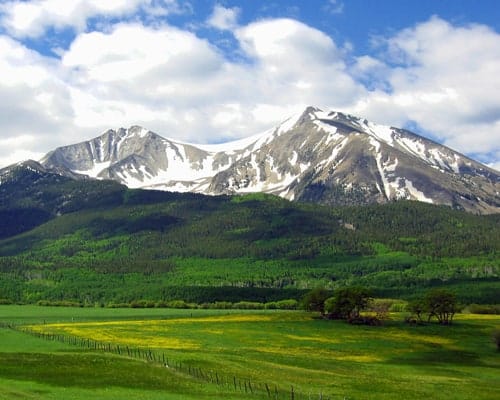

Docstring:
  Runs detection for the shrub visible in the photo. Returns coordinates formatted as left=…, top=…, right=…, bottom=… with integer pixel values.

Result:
left=130, top=300, right=156, bottom=308
left=301, top=287, right=331, bottom=314
left=130, top=300, right=145, bottom=308
left=213, top=301, right=233, bottom=309
left=36, top=300, right=82, bottom=307
left=276, top=299, right=298, bottom=310
left=107, top=302, right=130, bottom=308
left=493, top=329, right=500, bottom=351
left=166, top=300, right=191, bottom=309
left=232, top=301, right=264, bottom=310
left=265, top=302, right=277, bottom=310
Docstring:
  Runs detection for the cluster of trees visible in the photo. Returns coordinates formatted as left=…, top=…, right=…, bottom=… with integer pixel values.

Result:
left=301, top=286, right=376, bottom=324
left=301, top=286, right=459, bottom=326
left=407, top=289, right=458, bottom=325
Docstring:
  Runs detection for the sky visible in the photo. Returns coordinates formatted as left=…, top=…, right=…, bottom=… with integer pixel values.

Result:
left=1, top=0, right=500, bottom=171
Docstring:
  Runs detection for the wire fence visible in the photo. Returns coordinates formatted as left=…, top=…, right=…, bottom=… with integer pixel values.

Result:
left=2, top=322, right=338, bottom=400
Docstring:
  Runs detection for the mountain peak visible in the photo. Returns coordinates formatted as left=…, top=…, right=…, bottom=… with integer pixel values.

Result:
left=34, top=108, right=500, bottom=214
left=302, top=105, right=323, bottom=115
left=0, top=159, right=70, bottom=188
left=125, top=125, right=151, bottom=138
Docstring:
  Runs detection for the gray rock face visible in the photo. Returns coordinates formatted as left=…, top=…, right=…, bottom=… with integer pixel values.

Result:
left=37, top=106, right=500, bottom=214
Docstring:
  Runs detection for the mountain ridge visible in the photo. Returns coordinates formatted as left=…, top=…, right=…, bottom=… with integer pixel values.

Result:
left=4, top=106, right=500, bottom=213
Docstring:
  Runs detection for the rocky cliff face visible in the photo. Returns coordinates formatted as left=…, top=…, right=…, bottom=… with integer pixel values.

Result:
left=36, top=106, right=500, bottom=213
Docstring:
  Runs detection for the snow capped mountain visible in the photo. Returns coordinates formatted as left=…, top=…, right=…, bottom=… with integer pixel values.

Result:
left=41, top=125, right=238, bottom=193
left=36, top=106, right=500, bottom=214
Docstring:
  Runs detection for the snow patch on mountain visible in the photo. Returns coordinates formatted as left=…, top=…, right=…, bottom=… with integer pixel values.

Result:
left=405, top=180, right=434, bottom=203
left=35, top=106, right=500, bottom=214
left=74, top=161, right=111, bottom=178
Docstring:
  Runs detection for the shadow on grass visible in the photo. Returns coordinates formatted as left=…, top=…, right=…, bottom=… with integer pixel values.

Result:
left=388, top=349, right=483, bottom=367
left=0, top=352, right=189, bottom=391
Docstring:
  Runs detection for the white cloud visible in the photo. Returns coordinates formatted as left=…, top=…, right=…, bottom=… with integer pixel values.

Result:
left=0, top=0, right=187, bottom=38
left=235, top=18, right=364, bottom=107
left=354, top=17, right=500, bottom=162
left=60, top=23, right=230, bottom=135
left=0, top=12, right=499, bottom=171
left=54, top=18, right=365, bottom=144
left=0, top=35, right=76, bottom=165
left=207, top=4, right=240, bottom=31
left=0, top=149, right=46, bottom=168
left=62, top=23, right=222, bottom=84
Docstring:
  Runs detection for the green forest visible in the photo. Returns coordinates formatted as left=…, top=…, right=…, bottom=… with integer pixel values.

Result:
left=0, top=166, right=499, bottom=305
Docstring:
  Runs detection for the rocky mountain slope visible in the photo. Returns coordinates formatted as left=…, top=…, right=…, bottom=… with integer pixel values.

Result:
left=19, top=106, right=500, bottom=213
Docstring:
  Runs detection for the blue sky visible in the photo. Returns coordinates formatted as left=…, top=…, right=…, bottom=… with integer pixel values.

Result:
left=0, top=0, right=499, bottom=171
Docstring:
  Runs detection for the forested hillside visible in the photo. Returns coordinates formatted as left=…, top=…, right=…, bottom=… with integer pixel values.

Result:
left=0, top=177, right=498, bottom=305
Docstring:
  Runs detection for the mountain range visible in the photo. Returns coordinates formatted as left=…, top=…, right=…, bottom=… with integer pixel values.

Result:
left=0, top=106, right=499, bottom=304
left=4, top=106, right=500, bottom=214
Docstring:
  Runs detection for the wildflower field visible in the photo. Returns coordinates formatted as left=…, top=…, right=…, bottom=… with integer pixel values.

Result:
left=0, top=306, right=499, bottom=399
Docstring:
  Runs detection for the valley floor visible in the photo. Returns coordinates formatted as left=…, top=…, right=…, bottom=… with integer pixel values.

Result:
left=0, top=306, right=499, bottom=399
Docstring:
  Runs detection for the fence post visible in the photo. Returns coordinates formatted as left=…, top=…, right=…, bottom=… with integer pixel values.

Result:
left=265, top=383, right=271, bottom=397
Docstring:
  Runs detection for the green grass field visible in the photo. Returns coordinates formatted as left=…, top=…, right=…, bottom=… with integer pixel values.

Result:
left=0, top=305, right=499, bottom=399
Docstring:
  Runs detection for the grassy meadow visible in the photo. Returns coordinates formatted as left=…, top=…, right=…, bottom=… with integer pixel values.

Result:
left=0, top=306, right=499, bottom=399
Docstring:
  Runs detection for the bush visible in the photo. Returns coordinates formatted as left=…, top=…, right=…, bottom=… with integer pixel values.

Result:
left=301, top=287, right=331, bottom=314
left=493, top=329, right=500, bottom=351
left=130, top=300, right=155, bottom=308
left=276, top=299, right=298, bottom=310
left=214, top=301, right=233, bottom=309
left=130, top=300, right=145, bottom=308
left=36, top=300, right=82, bottom=307
left=232, top=301, right=265, bottom=310
left=166, top=300, right=195, bottom=309
left=107, top=302, right=130, bottom=308
left=198, top=301, right=233, bottom=309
